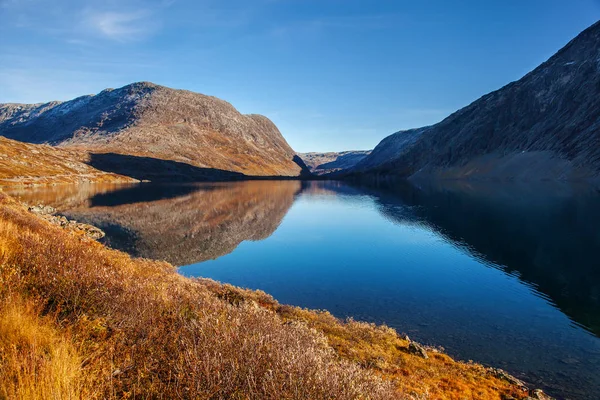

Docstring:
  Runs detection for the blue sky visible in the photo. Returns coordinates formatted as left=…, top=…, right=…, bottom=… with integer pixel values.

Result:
left=1, top=0, right=599, bottom=152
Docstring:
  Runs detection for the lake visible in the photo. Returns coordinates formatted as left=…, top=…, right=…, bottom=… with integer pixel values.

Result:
left=6, top=180, right=600, bottom=400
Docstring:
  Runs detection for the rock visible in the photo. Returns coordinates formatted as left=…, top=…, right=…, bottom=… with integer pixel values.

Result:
left=78, top=223, right=105, bottom=240
left=489, top=368, right=528, bottom=389
left=28, top=205, right=43, bottom=213
left=407, top=342, right=428, bottom=359
left=489, top=368, right=554, bottom=400
left=30, top=207, right=106, bottom=240
left=28, top=204, right=55, bottom=215
left=527, top=389, right=554, bottom=400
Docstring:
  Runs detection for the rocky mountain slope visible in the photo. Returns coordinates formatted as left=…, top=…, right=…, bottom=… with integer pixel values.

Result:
left=351, top=21, right=600, bottom=181
left=351, top=128, right=427, bottom=173
left=0, top=82, right=309, bottom=180
left=0, top=136, right=136, bottom=187
left=298, top=151, right=371, bottom=175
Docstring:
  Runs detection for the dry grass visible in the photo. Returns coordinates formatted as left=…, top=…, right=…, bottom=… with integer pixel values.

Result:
left=202, top=284, right=530, bottom=400
left=0, top=137, right=136, bottom=187
left=0, top=296, right=87, bottom=400
left=0, top=193, right=529, bottom=399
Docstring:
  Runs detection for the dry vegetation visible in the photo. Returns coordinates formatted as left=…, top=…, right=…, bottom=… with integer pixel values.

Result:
left=0, top=192, right=530, bottom=399
left=0, top=137, right=136, bottom=187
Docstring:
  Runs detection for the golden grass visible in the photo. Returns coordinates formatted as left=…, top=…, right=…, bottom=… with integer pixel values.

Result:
left=0, top=137, right=135, bottom=187
left=0, top=193, right=529, bottom=399
left=0, top=296, right=87, bottom=400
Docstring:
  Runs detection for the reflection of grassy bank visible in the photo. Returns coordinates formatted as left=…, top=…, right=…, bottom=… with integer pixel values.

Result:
left=0, top=193, right=529, bottom=400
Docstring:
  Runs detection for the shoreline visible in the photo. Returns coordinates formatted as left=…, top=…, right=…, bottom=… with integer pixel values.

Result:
left=0, top=194, right=548, bottom=399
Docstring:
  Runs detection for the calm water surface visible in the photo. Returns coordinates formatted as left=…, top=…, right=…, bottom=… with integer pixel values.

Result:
left=7, top=180, right=600, bottom=400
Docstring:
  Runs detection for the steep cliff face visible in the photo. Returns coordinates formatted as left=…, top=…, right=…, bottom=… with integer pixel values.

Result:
left=0, top=82, right=308, bottom=178
left=353, top=21, right=600, bottom=181
left=298, top=151, right=371, bottom=175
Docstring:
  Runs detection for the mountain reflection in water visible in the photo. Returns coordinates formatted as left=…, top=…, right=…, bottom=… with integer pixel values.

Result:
left=368, top=179, right=600, bottom=337
left=6, top=181, right=300, bottom=266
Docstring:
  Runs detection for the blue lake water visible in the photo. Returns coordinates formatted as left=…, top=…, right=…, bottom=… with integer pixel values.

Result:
left=8, top=180, right=600, bottom=400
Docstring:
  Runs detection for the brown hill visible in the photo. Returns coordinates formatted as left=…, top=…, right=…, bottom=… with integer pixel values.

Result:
left=0, top=82, right=309, bottom=180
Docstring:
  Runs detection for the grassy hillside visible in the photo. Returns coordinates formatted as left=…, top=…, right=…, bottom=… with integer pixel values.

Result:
left=0, top=193, right=533, bottom=399
left=0, top=137, right=136, bottom=187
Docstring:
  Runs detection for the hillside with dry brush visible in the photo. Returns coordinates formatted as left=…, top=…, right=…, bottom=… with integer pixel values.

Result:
left=0, top=192, right=541, bottom=399
left=0, top=137, right=136, bottom=187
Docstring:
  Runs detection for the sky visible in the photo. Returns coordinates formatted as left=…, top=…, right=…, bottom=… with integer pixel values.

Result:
left=1, top=0, right=599, bottom=152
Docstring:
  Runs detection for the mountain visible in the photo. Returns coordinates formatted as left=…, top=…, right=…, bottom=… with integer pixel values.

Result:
left=0, top=136, right=136, bottom=187
left=0, top=82, right=309, bottom=180
left=351, top=128, right=427, bottom=173
left=351, top=21, right=600, bottom=181
left=298, top=150, right=371, bottom=175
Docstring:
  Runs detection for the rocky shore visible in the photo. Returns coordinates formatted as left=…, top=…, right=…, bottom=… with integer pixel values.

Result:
left=27, top=204, right=106, bottom=240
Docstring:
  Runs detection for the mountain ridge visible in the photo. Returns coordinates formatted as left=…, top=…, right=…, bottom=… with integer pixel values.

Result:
left=0, top=82, right=309, bottom=179
left=350, top=20, right=600, bottom=181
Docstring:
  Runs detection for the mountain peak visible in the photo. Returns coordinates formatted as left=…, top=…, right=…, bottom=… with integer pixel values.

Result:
left=0, top=83, right=307, bottom=179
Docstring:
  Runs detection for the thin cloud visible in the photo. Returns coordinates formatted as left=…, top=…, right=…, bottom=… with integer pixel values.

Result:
left=84, top=9, right=158, bottom=42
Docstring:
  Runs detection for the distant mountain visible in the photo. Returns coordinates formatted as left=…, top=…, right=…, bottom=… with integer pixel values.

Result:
left=350, top=128, right=427, bottom=173
left=299, top=150, right=371, bottom=175
left=0, top=82, right=309, bottom=180
left=351, top=21, right=600, bottom=181
left=0, top=136, right=136, bottom=187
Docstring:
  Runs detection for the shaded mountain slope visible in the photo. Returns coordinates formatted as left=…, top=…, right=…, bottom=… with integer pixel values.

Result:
left=351, top=128, right=428, bottom=173
left=0, top=82, right=309, bottom=179
left=352, top=21, right=600, bottom=181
